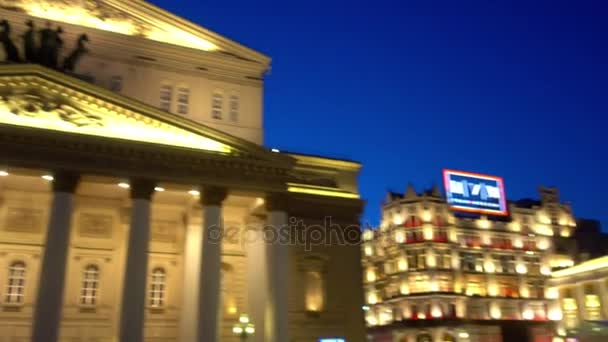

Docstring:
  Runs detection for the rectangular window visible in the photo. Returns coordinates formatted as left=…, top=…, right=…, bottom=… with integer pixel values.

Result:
left=109, top=75, right=123, bottom=92
left=407, top=250, right=426, bottom=270
left=229, top=94, right=239, bottom=122
left=438, top=250, right=451, bottom=269
left=212, top=92, right=223, bottom=119
left=177, top=87, right=190, bottom=115
left=460, top=252, right=483, bottom=272
left=6, top=262, right=26, bottom=304
left=160, top=85, right=173, bottom=112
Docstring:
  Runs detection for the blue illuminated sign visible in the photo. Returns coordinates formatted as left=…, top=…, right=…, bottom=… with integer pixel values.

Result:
left=443, top=169, right=508, bottom=216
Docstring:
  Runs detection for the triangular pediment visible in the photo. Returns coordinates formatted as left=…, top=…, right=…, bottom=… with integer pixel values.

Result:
left=0, top=64, right=288, bottom=165
left=0, top=0, right=269, bottom=64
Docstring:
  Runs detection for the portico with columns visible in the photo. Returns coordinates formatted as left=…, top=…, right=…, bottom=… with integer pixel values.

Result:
left=0, top=64, right=366, bottom=342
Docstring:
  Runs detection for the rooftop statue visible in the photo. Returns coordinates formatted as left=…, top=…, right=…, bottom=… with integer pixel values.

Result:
left=0, top=20, right=21, bottom=63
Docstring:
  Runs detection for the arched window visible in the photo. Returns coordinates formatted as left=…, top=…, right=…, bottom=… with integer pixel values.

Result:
left=6, top=261, right=26, bottom=304
left=305, top=271, right=324, bottom=312
left=149, top=268, right=166, bottom=308
left=81, top=265, right=99, bottom=305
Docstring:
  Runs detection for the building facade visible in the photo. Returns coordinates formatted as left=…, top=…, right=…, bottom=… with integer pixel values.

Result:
left=0, top=1, right=366, bottom=342
left=549, top=256, right=608, bottom=341
left=363, top=185, right=577, bottom=342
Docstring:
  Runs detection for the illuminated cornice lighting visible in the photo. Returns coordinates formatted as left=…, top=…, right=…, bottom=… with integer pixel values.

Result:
left=0, top=170, right=8, bottom=176
left=21, top=3, right=218, bottom=52
left=0, top=94, right=231, bottom=154
left=271, top=148, right=280, bottom=153
left=42, top=174, right=54, bottom=181
left=154, top=187, right=165, bottom=192
left=552, top=255, right=608, bottom=278
left=188, top=189, right=201, bottom=196
left=287, top=184, right=359, bottom=199
left=458, top=332, right=470, bottom=339
left=118, top=182, right=130, bottom=189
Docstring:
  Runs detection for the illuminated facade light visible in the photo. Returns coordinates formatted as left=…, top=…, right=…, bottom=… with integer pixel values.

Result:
left=422, top=211, right=432, bottom=222
left=287, top=184, right=359, bottom=199
left=239, top=314, right=250, bottom=324
left=522, top=308, right=534, bottom=320
left=537, top=238, right=550, bottom=250
left=0, top=170, right=8, bottom=176
left=188, top=189, right=201, bottom=196
left=271, top=148, right=280, bottom=153
left=363, top=230, right=374, bottom=241
left=232, top=326, right=243, bottom=334
left=394, top=231, right=405, bottom=243
left=552, top=255, right=608, bottom=278
left=366, top=269, right=376, bottom=282
left=42, top=174, right=54, bottom=181
left=154, top=187, right=165, bottom=192
left=244, top=326, right=255, bottom=334
left=545, top=287, right=558, bottom=299
left=118, top=182, right=130, bottom=189
left=484, top=261, right=496, bottom=273
left=489, top=304, right=501, bottom=319
left=363, top=245, right=373, bottom=256
left=516, top=264, right=528, bottom=274
left=477, top=217, right=490, bottom=229
left=510, top=221, right=521, bottom=232
left=367, top=292, right=378, bottom=305
left=458, top=332, right=470, bottom=339
left=548, top=308, right=563, bottom=321
left=397, top=258, right=407, bottom=271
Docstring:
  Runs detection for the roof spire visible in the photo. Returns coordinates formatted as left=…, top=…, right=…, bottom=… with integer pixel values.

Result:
left=405, top=183, right=417, bottom=199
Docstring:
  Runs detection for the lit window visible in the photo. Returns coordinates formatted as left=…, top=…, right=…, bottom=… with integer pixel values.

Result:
left=229, top=94, right=239, bottom=122
left=212, top=91, right=223, bottom=120
left=177, top=87, right=190, bottom=115
left=109, top=75, right=123, bottom=92
left=160, top=85, right=173, bottom=112
left=149, top=268, right=166, bottom=308
left=306, top=271, right=324, bottom=312
left=81, top=265, right=99, bottom=305
left=5, top=261, right=26, bottom=304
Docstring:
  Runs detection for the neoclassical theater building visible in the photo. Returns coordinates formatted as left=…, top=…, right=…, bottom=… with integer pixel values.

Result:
left=0, top=1, right=366, bottom=341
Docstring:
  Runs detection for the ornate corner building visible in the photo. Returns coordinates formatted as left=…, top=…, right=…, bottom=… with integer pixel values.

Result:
left=0, top=1, right=366, bottom=342
left=362, top=184, right=578, bottom=342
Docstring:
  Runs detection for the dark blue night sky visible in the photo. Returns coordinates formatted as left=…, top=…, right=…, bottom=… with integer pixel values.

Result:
left=149, top=0, right=608, bottom=228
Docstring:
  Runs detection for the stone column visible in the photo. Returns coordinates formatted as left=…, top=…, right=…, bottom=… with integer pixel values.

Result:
left=574, top=284, right=586, bottom=323
left=598, top=281, right=608, bottom=319
left=118, top=179, right=156, bottom=342
left=197, top=186, right=228, bottom=342
left=265, top=193, right=289, bottom=342
left=32, top=171, right=80, bottom=342
left=179, top=210, right=203, bottom=342
left=246, top=217, right=268, bottom=342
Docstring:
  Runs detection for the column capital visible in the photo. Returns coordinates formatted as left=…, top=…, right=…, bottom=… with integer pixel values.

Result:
left=200, top=186, right=228, bottom=206
left=266, top=192, right=289, bottom=212
left=130, top=179, right=156, bottom=200
left=52, top=170, right=80, bottom=193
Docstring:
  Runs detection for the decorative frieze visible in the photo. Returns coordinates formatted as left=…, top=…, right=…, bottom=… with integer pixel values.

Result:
left=151, top=220, right=177, bottom=243
left=4, top=207, right=43, bottom=233
left=78, top=213, right=113, bottom=238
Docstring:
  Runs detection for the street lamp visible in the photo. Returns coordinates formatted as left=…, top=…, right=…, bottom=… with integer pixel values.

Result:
left=232, top=314, right=255, bottom=341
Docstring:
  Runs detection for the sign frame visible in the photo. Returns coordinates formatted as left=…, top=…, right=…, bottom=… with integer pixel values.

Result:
left=443, top=169, right=508, bottom=216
